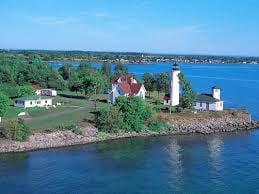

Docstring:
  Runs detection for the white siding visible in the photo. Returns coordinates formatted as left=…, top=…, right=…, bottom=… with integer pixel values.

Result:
left=194, top=101, right=224, bottom=111
left=136, top=86, right=146, bottom=100
left=164, top=99, right=171, bottom=106
left=15, top=99, right=52, bottom=108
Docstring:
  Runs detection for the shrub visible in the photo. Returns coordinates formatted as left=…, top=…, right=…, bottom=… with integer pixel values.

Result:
left=0, top=83, right=18, bottom=98
left=17, top=85, right=35, bottom=97
left=72, top=127, right=82, bottom=135
left=148, top=120, right=171, bottom=132
left=115, top=96, right=154, bottom=132
left=96, top=107, right=124, bottom=133
left=56, top=124, right=76, bottom=131
left=0, top=119, right=31, bottom=142
left=0, top=92, right=9, bottom=118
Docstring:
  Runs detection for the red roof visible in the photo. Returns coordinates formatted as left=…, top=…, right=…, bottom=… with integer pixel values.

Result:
left=118, top=83, right=143, bottom=95
left=32, top=83, right=43, bottom=90
left=164, top=93, right=170, bottom=100
left=130, top=84, right=142, bottom=94
left=118, top=83, right=131, bottom=94
left=112, top=75, right=136, bottom=84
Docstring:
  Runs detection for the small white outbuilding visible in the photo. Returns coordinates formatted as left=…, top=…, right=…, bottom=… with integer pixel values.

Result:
left=14, top=96, right=52, bottom=108
left=194, top=86, right=224, bottom=111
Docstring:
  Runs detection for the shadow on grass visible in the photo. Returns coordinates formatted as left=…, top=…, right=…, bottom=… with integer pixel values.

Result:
left=83, top=111, right=99, bottom=124
left=99, top=99, right=107, bottom=103
left=59, top=93, right=87, bottom=100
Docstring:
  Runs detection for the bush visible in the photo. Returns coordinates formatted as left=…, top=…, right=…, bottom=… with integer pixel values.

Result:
left=96, top=107, right=124, bottom=133
left=0, top=92, right=9, bottom=118
left=116, top=96, right=154, bottom=132
left=0, top=119, right=31, bottom=142
left=148, top=120, right=171, bottom=132
left=0, top=83, right=18, bottom=98
left=17, top=85, right=35, bottom=97
left=56, top=124, right=76, bottom=131
left=72, top=127, right=82, bottom=135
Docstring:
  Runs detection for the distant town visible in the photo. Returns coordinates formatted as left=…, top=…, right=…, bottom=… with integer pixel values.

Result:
left=0, top=49, right=258, bottom=65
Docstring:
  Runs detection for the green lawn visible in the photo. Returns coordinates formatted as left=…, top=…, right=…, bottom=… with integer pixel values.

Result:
left=26, top=108, right=94, bottom=131
left=5, top=91, right=110, bottom=131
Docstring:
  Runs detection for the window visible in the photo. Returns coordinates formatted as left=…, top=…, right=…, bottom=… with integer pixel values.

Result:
left=45, top=100, right=48, bottom=104
left=30, top=101, right=33, bottom=105
left=37, top=101, right=41, bottom=104
left=200, top=102, right=202, bottom=107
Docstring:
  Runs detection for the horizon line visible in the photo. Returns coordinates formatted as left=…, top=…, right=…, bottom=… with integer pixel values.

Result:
left=1, top=47, right=259, bottom=58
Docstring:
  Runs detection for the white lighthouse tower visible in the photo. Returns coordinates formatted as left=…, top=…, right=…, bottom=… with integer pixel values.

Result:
left=170, top=64, right=181, bottom=106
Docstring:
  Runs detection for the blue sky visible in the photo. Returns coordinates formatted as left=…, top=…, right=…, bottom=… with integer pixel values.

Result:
left=0, top=0, right=259, bottom=56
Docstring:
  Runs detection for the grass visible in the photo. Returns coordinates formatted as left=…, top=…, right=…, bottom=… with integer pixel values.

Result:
left=5, top=106, right=25, bottom=119
left=27, top=108, right=94, bottom=131
left=5, top=91, right=110, bottom=131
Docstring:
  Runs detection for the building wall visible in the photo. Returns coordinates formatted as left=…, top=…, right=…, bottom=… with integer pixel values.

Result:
left=24, top=100, right=37, bottom=108
left=15, top=99, right=52, bottom=108
left=35, top=99, right=52, bottom=107
left=41, top=89, right=57, bottom=97
left=212, top=89, right=221, bottom=100
left=164, top=99, right=171, bottom=106
left=108, top=86, right=125, bottom=104
left=136, top=86, right=146, bottom=100
left=170, top=69, right=180, bottom=106
left=194, top=101, right=224, bottom=111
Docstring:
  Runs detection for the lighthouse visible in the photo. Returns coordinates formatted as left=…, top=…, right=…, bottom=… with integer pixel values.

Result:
left=170, top=64, right=180, bottom=106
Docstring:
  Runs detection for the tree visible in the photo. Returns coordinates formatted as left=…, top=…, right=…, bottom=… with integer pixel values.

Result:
left=82, top=71, right=105, bottom=110
left=96, top=107, right=124, bottom=133
left=0, top=93, right=9, bottom=122
left=0, top=119, right=31, bottom=141
left=101, top=63, right=112, bottom=92
left=59, top=64, right=73, bottom=80
left=46, top=69, right=67, bottom=90
left=114, top=64, right=128, bottom=76
left=179, top=73, right=196, bottom=109
left=115, top=96, right=154, bottom=132
left=155, top=73, right=170, bottom=99
left=17, top=85, right=35, bottom=97
left=143, top=73, right=155, bottom=97
left=101, top=63, right=112, bottom=79
left=0, top=83, right=19, bottom=98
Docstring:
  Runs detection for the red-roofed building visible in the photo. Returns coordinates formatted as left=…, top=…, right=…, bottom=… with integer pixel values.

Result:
left=32, top=83, right=43, bottom=95
left=32, top=83, right=57, bottom=97
left=108, top=75, right=146, bottom=104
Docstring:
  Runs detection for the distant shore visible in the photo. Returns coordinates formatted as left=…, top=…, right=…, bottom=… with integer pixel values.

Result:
left=0, top=110, right=258, bottom=154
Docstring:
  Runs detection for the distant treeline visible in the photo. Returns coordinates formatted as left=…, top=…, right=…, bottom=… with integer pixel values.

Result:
left=0, top=49, right=258, bottom=64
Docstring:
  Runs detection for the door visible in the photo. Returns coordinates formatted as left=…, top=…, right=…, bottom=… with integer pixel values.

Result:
left=206, top=103, right=209, bottom=110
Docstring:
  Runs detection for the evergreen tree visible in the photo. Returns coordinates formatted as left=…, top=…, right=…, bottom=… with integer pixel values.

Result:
left=179, top=73, right=196, bottom=109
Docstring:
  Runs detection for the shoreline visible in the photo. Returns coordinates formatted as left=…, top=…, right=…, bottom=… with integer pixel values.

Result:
left=1, top=120, right=259, bottom=154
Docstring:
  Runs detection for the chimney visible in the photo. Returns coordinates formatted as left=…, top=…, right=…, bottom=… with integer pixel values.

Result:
left=212, top=86, right=221, bottom=100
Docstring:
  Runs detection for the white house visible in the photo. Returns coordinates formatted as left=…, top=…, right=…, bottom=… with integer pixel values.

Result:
left=14, top=96, right=52, bottom=108
left=107, top=75, right=146, bottom=104
left=164, top=64, right=181, bottom=106
left=33, top=84, right=43, bottom=95
left=41, top=89, right=57, bottom=97
left=194, top=86, right=224, bottom=111
left=32, top=84, right=57, bottom=97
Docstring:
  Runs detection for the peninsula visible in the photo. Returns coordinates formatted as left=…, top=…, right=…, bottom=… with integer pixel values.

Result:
left=0, top=51, right=258, bottom=153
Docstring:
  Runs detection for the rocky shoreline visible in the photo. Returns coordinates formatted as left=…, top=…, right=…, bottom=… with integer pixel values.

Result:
left=0, top=111, right=259, bottom=154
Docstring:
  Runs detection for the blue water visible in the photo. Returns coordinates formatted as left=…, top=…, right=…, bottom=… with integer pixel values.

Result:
left=94, top=63, right=259, bottom=119
left=1, top=63, right=259, bottom=193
